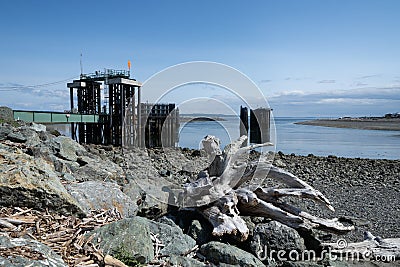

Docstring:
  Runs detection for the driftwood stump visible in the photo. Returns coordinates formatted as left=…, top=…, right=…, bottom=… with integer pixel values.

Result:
left=183, top=135, right=354, bottom=241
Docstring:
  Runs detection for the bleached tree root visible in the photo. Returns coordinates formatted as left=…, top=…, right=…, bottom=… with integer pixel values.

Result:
left=189, top=135, right=354, bottom=241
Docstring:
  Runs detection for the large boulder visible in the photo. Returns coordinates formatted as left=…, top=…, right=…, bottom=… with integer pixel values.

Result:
left=4, top=124, right=45, bottom=147
left=28, top=122, right=47, bottom=132
left=199, top=241, right=265, bottom=267
left=71, top=155, right=125, bottom=183
left=53, top=136, right=86, bottom=161
left=25, top=133, right=126, bottom=184
left=249, top=221, right=306, bottom=262
left=122, top=149, right=171, bottom=218
left=6, top=131, right=27, bottom=143
left=90, top=216, right=196, bottom=265
left=122, top=147, right=210, bottom=218
left=169, top=255, right=206, bottom=267
left=51, top=156, right=81, bottom=174
left=146, top=217, right=196, bottom=256
left=15, top=127, right=41, bottom=146
left=123, top=175, right=170, bottom=219
left=0, top=143, right=84, bottom=216
left=66, top=181, right=137, bottom=217
left=90, top=217, right=154, bottom=264
left=0, top=236, right=67, bottom=267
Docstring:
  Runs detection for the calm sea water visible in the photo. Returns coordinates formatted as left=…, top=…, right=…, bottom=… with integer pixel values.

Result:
left=178, top=117, right=400, bottom=160
left=54, top=117, right=400, bottom=159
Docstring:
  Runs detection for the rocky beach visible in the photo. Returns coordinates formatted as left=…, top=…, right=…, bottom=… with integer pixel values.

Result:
left=2, top=0, right=400, bottom=266
left=272, top=152, right=400, bottom=242
left=0, top=108, right=399, bottom=267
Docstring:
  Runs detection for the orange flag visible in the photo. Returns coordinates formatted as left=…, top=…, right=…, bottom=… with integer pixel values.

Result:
left=128, top=60, right=131, bottom=70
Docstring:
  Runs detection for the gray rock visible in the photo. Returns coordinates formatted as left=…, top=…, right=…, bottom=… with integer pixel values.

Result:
left=62, top=173, right=76, bottom=182
left=53, top=136, right=86, bottom=161
left=113, top=155, right=124, bottom=164
left=0, top=124, right=12, bottom=140
left=169, top=255, right=206, bottom=267
left=28, top=122, right=47, bottom=132
left=39, top=129, right=57, bottom=140
left=90, top=217, right=154, bottom=264
left=52, top=156, right=81, bottom=173
left=123, top=179, right=169, bottom=218
left=199, top=241, right=264, bottom=267
left=159, top=168, right=170, bottom=177
left=4, top=126, right=41, bottom=146
left=250, top=221, right=306, bottom=262
left=123, top=148, right=192, bottom=217
left=0, top=144, right=84, bottom=216
left=188, top=219, right=211, bottom=245
left=73, top=157, right=125, bottom=184
left=66, top=181, right=137, bottom=217
left=27, top=142, right=53, bottom=160
left=7, top=131, right=27, bottom=143
left=274, top=159, right=287, bottom=168
left=26, top=133, right=125, bottom=184
left=147, top=217, right=196, bottom=256
left=252, top=216, right=266, bottom=224
left=157, top=216, right=179, bottom=227
left=72, top=155, right=125, bottom=183
left=19, top=127, right=41, bottom=146
left=0, top=236, right=68, bottom=267
left=91, top=216, right=196, bottom=264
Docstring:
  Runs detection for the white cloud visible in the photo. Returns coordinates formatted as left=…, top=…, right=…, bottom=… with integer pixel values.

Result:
left=317, top=98, right=380, bottom=105
left=267, top=86, right=400, bottom=116
left=318, top=80, right=336, bottom=84
left=270, top=90, right=306, bottom=98
left=354, top=82, right=368, bottom=87
left=359, top=74, right=380, bottom=79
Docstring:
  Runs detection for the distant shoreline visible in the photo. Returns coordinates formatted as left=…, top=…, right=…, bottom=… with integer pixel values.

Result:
left=180, top=116, right=226, bottom=122
left=295, top=117, right=400, bottom=131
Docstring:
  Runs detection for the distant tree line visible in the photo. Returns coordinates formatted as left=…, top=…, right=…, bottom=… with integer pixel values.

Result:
left=384, top=112, right=400, bottom=118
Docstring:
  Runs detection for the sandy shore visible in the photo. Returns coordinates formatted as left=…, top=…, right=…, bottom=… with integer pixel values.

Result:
left=295, top=118, right=400, bottom=131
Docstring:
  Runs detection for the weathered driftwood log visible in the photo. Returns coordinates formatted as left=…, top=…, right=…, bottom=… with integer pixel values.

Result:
left=187, top=135, right=354, bottom=241
left=323, top=232, right=400, bottom=261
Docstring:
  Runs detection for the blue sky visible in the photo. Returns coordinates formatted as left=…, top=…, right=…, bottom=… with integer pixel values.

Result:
left=0, top=0, right=399, bottom=117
